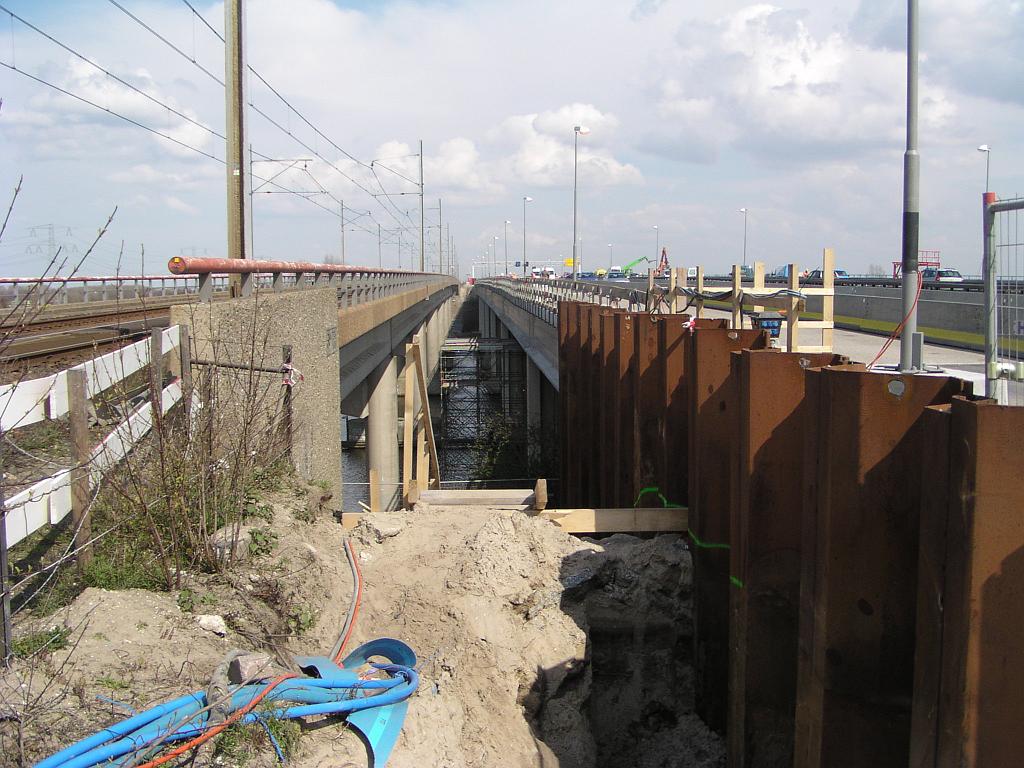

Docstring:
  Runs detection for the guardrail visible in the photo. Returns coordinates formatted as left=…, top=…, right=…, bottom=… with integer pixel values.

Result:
left=1, top=325, right=187, bottom=549
left=167, top=257, right=442, bottom=303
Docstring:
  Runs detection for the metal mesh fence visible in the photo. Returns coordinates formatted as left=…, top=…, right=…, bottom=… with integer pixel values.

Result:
left=985, top=194, right=1024, bottom=405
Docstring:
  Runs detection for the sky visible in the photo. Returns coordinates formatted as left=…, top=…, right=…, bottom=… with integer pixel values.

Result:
left=1, top=0, right=1022, bottom=279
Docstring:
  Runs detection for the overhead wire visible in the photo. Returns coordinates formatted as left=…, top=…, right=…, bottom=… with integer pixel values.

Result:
left=0, top=5, right=226, bottom=144
left=174, top=0, right=420, bottom=232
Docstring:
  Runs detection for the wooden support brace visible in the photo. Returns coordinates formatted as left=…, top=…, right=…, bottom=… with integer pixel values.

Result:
left=534, top=479, right=548, bottom=511
left=821, top=247, right=835, bottom=352
left=533, top=506, right=688, bottom=535
left=731, top=265, right=743, bottom=329
left=410, top=341, right=441, bottom=488
left=787, top=263, right=800, bottom=353
left=402, top=346, right=415, bottom=507
left=696, top=266, right=705, bottom=318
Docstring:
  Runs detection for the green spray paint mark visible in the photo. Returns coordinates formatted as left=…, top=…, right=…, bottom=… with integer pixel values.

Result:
left=633, top=485, right=742, bottom=587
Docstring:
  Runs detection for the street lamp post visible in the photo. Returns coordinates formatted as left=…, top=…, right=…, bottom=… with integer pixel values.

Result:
left=653, top=225, right=659, bottom=263
left=572, top=125, right=590, bottom=280
left=978, top=144, right=991, bottom=191
left=739, top=208, right=748, bottom=268
left=523, top=196, right=532, bottom=277
left=493, top=236, right=499, bottom=276
left=607, top=243, right=613, bottom=269
left=504, top=220, right=511, bottom=275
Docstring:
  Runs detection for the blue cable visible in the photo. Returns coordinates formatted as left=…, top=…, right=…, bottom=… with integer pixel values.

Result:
left=38, top=665, right=419, bottom=768
left=253, top=714, right=286, bottom=764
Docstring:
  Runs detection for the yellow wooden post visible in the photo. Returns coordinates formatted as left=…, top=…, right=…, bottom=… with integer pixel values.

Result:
left=787, top=263, right=800, bottom=352
left=731, top=264, right=742, bottom=329
left=695, top=266, right=705, bottom=318
left=821, top=248, right=835, bottom=352
left=753, top=261, right=765, bottom=315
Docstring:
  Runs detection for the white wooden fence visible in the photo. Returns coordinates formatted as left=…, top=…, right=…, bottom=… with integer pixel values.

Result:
left=1, top=326, right=184, bottom=548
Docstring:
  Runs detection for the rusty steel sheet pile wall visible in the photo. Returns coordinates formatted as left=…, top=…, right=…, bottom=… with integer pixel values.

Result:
left=728, top=350, right=846, bottom=768
left=555, top=301, right=1022, bottom=766
left=910, top=397, right=1024, bottom=768
left=687, top=328, right=770, bottom=733
left=794, top=366, right=968, bottom=768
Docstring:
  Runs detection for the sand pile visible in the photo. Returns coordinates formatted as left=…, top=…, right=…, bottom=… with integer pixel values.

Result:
left=3, top=484, right=723, bottom=768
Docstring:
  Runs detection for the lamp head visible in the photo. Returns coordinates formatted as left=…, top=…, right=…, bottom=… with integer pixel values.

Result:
left=505, top=220, right=512, bottom=224
left=524, top=196, right=533, bottom=202
left=977, top=144, right=990, bottom=153
left=739, top=207, right=748, bottom=213
left=574, top=125, right=591, bottom=135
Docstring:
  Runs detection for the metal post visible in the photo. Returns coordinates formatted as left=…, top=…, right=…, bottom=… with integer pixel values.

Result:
left=523, top=196, right=530, bottom=277
left=439, top=199, right=443, bottom=275
left=225, top=0, right=252, bottom=289
left=377, top=223, right=382, bottom=268
left=654, top=225, right=659, bottom=263
left=340, top=199, right=346, bottom=265
left=899, top=0, right=921, bottom=371
left=504, top=219, right=509, bottom=275
left=982, top=192, right=1003, bottom=401
left=419, top=139, right=425, bottom=272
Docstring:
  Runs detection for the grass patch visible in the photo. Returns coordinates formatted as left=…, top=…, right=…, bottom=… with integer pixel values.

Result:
left=213, top=714, right=301, bottom=765
left=247, top=527, right=278, bottom=559
left=287, top=604, right=317, bottom=636
left=10, top=626, right=70, bottom=658
left=96, top=675, right=130, bottom=691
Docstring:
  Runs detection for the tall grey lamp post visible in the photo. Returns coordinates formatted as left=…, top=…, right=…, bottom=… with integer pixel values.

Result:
left=572, top=125, right=590, bottom=280
left=523, top=196, right=532, bottom=277
left=739, top=208, right=748, bottom=268
left=608, top=243, right=613, bottom=269
left=653, top=225, right=659, bottom=263
left=977, top=144, right=991, bottom=191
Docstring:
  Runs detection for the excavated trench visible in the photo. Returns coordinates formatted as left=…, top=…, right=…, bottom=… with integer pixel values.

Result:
left=529, top=534, right=725, bottom=768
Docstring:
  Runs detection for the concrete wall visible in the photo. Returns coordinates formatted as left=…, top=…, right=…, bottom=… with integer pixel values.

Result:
left=170, top=287, right=342, bottom=510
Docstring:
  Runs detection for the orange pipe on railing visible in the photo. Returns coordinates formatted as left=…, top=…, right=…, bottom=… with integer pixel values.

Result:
left=167, top=256, right=419, bottom=276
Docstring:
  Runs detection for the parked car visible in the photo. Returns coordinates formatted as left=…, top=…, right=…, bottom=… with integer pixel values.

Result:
left=806, top=269, right=850, bottom=279
left=920, top=268, right=964, bottom=283
left=605, top=271, right=628, bottom=281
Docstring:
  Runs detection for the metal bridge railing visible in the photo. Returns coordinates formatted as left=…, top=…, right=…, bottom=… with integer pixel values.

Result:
left=982, top=193, right=1024, bottom=404
left=167, top=256, right=453, bottom=305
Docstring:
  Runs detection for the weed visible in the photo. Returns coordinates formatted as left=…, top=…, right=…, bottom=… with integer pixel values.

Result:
left=10, top=626, right=70, bottom=658
left=287, top=604, right=317, bottom=636
left=243, top=498, right=274, bottom=524
left=135, top=621, right=148, bottom=631
left=213, top=713, right=301, bottom=765
left=96, top=675, right=130, bottom=691
left=177, top=588, right=196, bottom=613
left=247, top=527, right=277, bottom=559
left=83, top=552, right=164, bottom=592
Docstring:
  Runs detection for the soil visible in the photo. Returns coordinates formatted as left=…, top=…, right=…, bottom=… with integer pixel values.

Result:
left=1, top=481, right=724, bottom=767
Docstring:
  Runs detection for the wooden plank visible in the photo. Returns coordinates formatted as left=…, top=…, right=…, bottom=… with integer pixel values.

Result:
left=341, top=512, right=363, bottom=530
left=752, top=261, right=765, bottom=315
left=369, top=467, right=381, bottom=514
left=796, top=321, right=834, bottom=330
left=410, top=341, right=441, bottom=488
left=732, top=265, right=742, bottom=329
left=68, top=368, right=92, bottom=571
left=669, top=267, right=679, bottom=314
left=787, top=263, right=800, bottom=353
left=402, top=346, right=415, bottom=507
left=419, top=488, right=535, bottom=506
left=821, top=248, right=835, bottom=351
left=416, top=426, right=428, bottom=492
left=695, top=266, right=705, bottom=318
left=534, top=506, right=688, bottom=534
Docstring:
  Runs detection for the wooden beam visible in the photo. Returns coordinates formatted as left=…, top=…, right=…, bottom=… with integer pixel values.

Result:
left=696, top=266, right=705, bottom=318
left=821, top=247, right=835, bottom=351
left=419, top=488, right=535, bottom=506
left=731, top=264, right=742, bottom=329
left=402, top=345, right=415, bottom=507
left=369, top=467, right=381, bottom=514
left=787, top=262, right=800, bottom=353
left=753, top=261, right=765, bottom=315
left=534, top=506, right=688, bottom=534
left=534, top=479, right=548, bottom=511
left=669, top=268, right=679, bottom=314
left=410, top=341, right=441, bottom=489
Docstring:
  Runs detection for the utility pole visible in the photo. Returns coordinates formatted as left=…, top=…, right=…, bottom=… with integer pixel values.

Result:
left=899, top=0, right=921, bottom=371
left=340, top=199, right=346, bottom=265
left=377, top=223, right=382, bottom=268
left=438, top=198, right=443, bottom=275
left=504, top=219, right=511, bottom=275
left=419, top=140, right=425, bottom=272
left=225, top=0, right=252, bottom=294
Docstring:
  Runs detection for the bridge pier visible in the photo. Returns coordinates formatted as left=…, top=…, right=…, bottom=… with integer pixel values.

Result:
left=366, top=354, right=400, bottom=507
